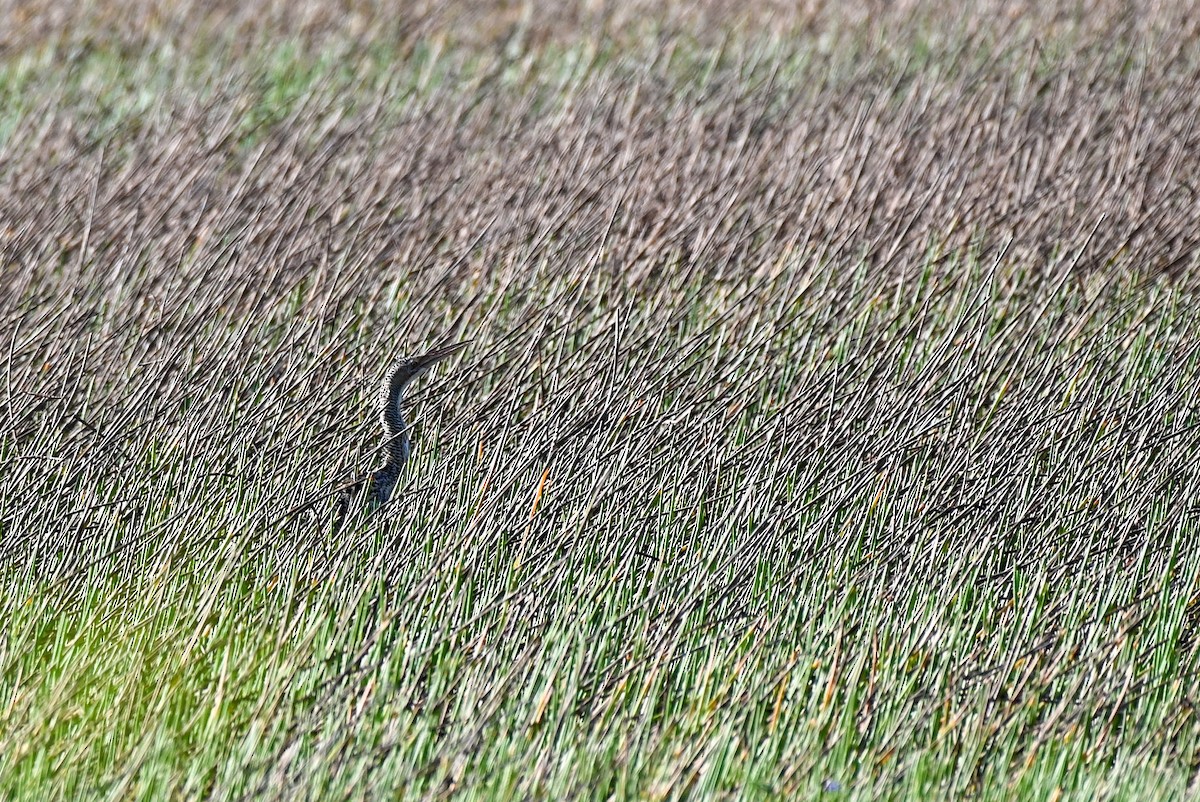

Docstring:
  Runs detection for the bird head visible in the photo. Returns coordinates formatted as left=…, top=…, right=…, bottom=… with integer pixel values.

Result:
left=385, top=341, right=469, bottom=396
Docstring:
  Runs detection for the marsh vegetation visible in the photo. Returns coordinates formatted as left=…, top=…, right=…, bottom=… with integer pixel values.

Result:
left=3, top=2, right=1200, bottom=798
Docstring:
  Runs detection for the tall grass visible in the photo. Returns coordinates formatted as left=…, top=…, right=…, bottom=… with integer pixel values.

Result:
left=3, top=2, right=1200, bottom=799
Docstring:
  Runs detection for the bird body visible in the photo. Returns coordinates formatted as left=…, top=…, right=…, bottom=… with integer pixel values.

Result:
left=335, top=342, right=467, bottom=521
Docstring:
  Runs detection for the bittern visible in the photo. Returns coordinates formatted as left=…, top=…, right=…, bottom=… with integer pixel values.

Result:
left=335, top=342, right=467, bottom=522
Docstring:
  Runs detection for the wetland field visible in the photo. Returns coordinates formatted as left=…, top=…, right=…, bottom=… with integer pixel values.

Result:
left=3, top=1, right=1200, bottom=799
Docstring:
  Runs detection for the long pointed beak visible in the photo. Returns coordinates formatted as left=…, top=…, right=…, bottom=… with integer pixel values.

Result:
left=412, top=341, right=469, bottom=371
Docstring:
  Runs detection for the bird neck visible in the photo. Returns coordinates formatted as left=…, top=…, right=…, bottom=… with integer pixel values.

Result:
left=381, top=399, right=411, bottom=471
left=380, top=378, right=414, bottom=468
left=370, top=416, right=409, bottom=505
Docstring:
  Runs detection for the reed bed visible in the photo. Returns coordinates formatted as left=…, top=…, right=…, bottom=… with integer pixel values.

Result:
left=3, top=2, right=1200, bottom=799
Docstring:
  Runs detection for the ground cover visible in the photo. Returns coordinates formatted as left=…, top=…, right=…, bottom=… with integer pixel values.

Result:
left=3, top=2, right=1200, bottom=799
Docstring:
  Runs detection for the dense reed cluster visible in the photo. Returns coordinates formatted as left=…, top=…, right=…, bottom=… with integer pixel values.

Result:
left=3, top=2, right=1200, bottom=798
